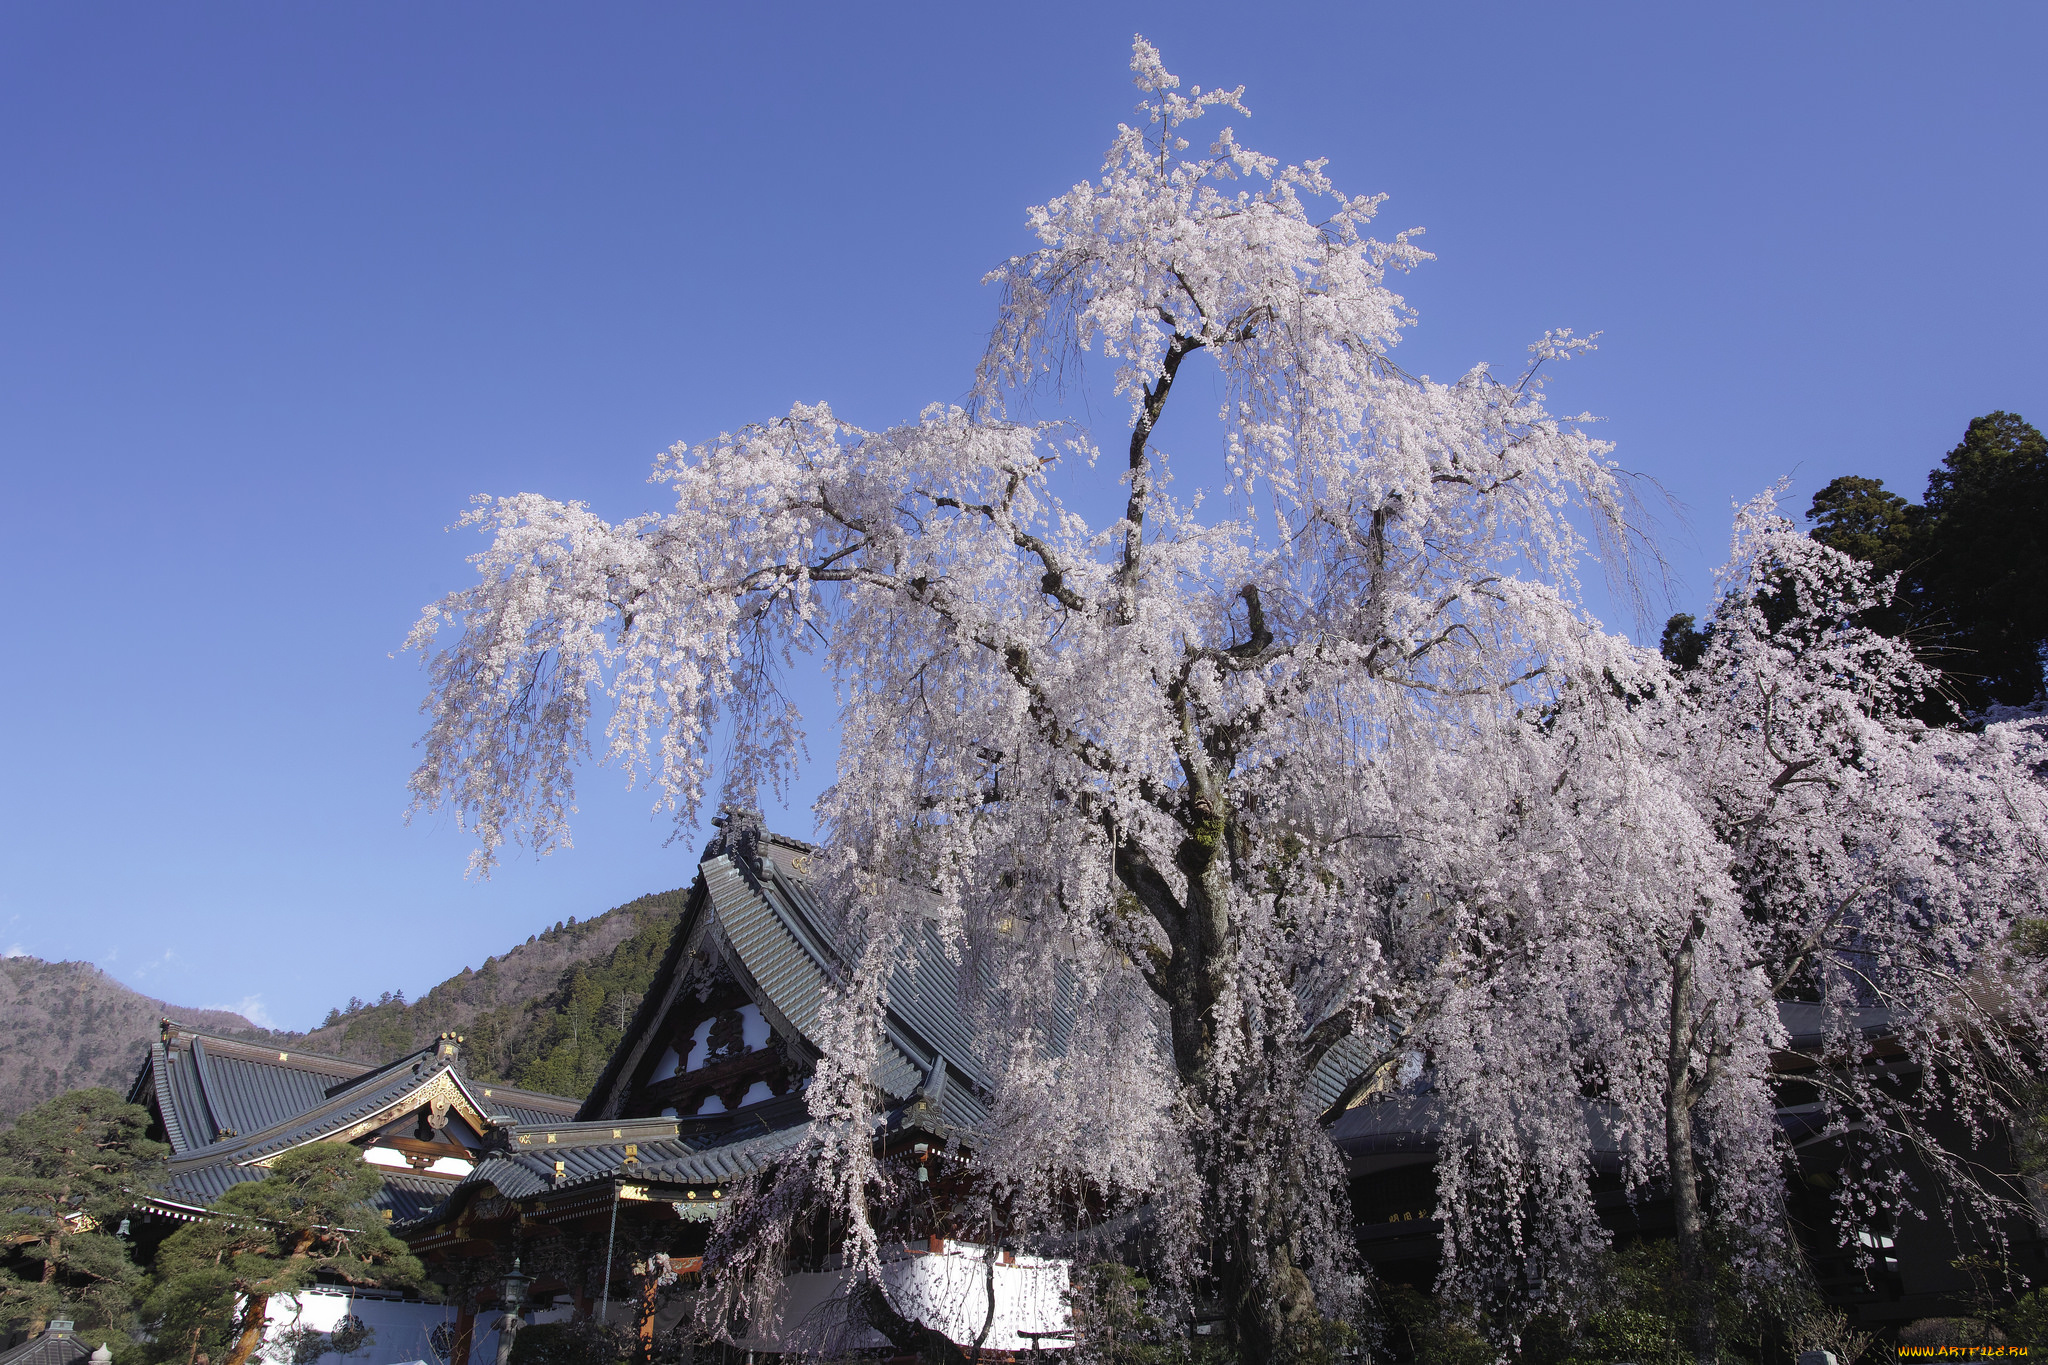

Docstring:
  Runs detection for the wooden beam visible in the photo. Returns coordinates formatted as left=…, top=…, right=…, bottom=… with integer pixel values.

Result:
left=639, top=1049, right=787, bottom=1106
left=377, top=1135, right=477, bottom=1162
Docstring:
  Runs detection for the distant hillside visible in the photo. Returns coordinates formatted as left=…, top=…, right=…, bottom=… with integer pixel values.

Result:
left=290, top=888, right=691, bottom=1098
left=0, top=957, right=271, bottom=1126
left=0, top=886, right=695, bottom=1126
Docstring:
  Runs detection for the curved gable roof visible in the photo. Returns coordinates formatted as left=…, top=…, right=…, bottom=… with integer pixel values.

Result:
left=577, top=827, right=1108, bottom=1139
left=130, top=1024, right=377, bottom=1154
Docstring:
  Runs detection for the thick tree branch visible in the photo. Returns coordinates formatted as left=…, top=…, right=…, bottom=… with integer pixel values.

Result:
left=1111, top=833, right=1191, bottom=973
left=917, top=486, right=1090, bottom=613
left=1118, top=334, right=1202, bottom=623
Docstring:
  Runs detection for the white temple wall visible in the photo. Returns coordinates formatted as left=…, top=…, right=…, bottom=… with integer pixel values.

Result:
left=257, top=1287, right=571, bottom=1365
left=733, top=1242, right=1071, bottom=1354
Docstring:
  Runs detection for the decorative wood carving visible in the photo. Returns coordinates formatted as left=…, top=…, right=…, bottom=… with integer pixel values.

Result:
left=635, top=1032, right=794, bottom=1118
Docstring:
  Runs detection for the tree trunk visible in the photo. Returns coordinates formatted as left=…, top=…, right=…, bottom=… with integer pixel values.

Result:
left=220, top=1293, right=270, bottom=1365
left=25, top=1234, right=60, bottom=1336
left=1125, top=806, right=1332, bottom=1364
left=967, top=1251, right=997, bottom=1365
left=1666, top=940, right=1716, bottom=1365
left=852, top=1276, right=971, bottom=1365
left=635, top=1269, right=660, bottom=1362
left=1222, top=1234, right=1318, bottom=1364
left=1207, top=1077, right=1327, bottom=1365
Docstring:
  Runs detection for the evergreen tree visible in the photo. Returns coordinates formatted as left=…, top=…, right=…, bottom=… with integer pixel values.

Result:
left=146, top=1143, right=427, bottom=1365
left=0, top=1088, right=165, bottom=1342
left=1659, top=612, right=1709, bottom=672
left=1805, top=412, right=2048, bottom=713
left=1919, top=411, right=2048, bottom=708
left=1806, top=473, right=1923, bottom=580
left=1806, top=473, right=1927, bottom=644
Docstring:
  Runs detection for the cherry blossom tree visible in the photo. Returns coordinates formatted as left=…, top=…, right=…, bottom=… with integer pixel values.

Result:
left=406, top=36, right=1669, bottom=1355
left=399, top=39, right=2047, bottom=1360
left=1627, top=494, right=2048, bottom=1362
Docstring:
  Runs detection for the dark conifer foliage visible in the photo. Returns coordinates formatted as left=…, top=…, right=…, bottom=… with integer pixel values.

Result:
left=1659, top=613, right=1709, bottom=672
left=1919, top=411, right=2048, bottom=709
left=1805, top=411, right=2048, bottom=714
left=1806, top=474, right=1923, bottom=580
left=297, top=889, right=687, bottom=1096
left=145, top=1143, right=427, bottom=1365
left=0, top=1089, right=165, bottom=1346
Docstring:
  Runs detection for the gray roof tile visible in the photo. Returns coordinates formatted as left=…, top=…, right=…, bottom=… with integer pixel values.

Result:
left=441, top=1118, right=816, bottom=1211
left=134, top=1028, right=580, bottom=1227
left=1310, top=1034, right=1379, bottom=1111
left=133, top=1027, right=383, bottom=1154
left=704, top=856, right=831, bottom=1038
left=0, top=1330, right=93, bottom=1365
left=192, top=1041, right=339, bottom=1138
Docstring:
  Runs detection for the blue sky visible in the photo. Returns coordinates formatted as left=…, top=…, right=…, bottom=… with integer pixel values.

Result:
left=3, top=3, right=2042, bottom=1030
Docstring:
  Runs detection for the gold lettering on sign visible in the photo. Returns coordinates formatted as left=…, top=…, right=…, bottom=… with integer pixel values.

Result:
left=518, top=1134, right=532, bottom=1146
left=545, top=1133, right=557, bottom=1144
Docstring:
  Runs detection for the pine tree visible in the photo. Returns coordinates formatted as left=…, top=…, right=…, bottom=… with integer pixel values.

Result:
left=146, top=1143, right=428, bottom=1365
left=1806, top=412, right=2048, bottom=712
left=1920, top=411, right=2048, bottom=708
left=1806, top=473, right=1923, bottom=580
left=0, top=1088, right=165, bottom=1343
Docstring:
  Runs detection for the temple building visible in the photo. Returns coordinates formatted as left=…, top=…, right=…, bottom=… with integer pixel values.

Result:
left=122, top=825, right=1077, bottom=1361
left=0, top=1321, right=105, bottom=1365
left=119, top=1025, right=587, bottom=1365
left=126, top=1022, right=580, bottom=1226
left=403, top=824, right=1071, bottom=1357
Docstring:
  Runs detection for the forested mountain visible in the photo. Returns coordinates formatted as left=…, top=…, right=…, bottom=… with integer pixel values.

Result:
left=0, top=958, right=268, bottom=1126
left=0, top=885, right=692, bottom=1125
left=291, top=888, right=688, bottom=1096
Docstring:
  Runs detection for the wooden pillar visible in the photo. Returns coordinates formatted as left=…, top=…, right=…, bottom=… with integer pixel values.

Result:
left=450, top=1297, right=476, bottom=1365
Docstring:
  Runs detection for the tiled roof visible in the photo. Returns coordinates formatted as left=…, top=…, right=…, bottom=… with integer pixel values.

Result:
left=445, top=1116, right=816, bottom=1209
left=133, top=1025, right=583, bottom=1162
left=129, top=1026, right=378, bottom=1155
left=150, top=1159, right=449, bottom=1223
left=461, top=1076, right=580, bottom=1126
left=164, top=1054, right=452, bottom=1170
left=1309, top=1033, right=1380, bottom=1112
left=884, top=921, right=999, bottom=1096
left=581, top=829, right=1120, bottom=1149
left=703, top=854, right=832, bottom=1041
left=701, top=841, right=1058, bottom=1133
left=0, top=1331, right=93, bottom=1365
left=194, top=1042, right=350, bottom=1136
left=1325, top=1000, right=1907, bottom=1170
left=1774, top=1002, right=1894, bottom=1052
left=1325, top=1093, right=1440, bottom=1158
left=129, top=1024, right=580, bottom=1228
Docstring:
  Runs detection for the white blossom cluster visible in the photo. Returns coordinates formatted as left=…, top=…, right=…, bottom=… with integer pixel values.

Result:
left=407, top=39, right=2048, bottom=1348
